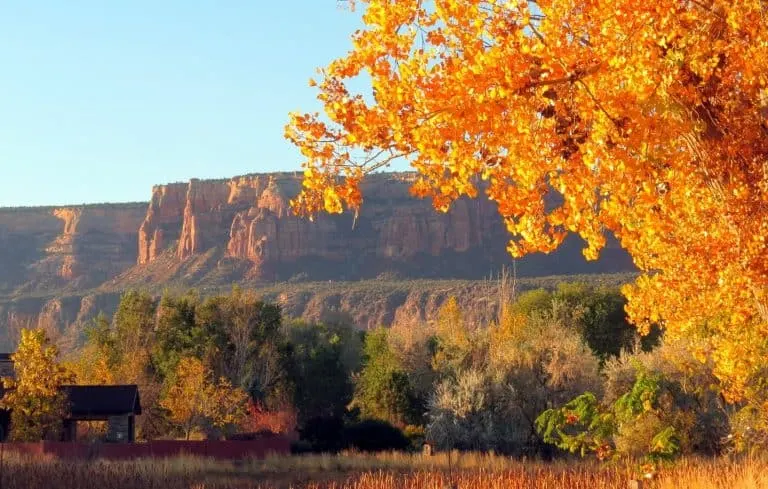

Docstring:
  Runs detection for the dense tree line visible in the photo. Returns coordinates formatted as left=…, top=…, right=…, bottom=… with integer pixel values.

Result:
left=2, top=282, right=765, bottom=463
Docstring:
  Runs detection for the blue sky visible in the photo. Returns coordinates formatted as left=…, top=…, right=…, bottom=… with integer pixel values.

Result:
left=0, top=1, right=400, bottom=206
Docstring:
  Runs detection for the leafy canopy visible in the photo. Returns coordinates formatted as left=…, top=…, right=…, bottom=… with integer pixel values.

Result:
left=536, top=373, right=682, bottom=467
left=0, top=329, right=75, bottom=441
left=160, top=356, right=249, bottom=440
left=350, top=328, right=421, bottom=427
left=286, top=0, right=768, bottom=399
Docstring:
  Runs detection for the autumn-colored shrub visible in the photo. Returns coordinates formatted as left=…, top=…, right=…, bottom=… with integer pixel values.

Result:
left=536, top=368, right=730, bottom=470
left=427, top=304, right=603, bottom=456
left=601, top=340, right=730, bottom=456
left=241, top=400, right=298, bottom=437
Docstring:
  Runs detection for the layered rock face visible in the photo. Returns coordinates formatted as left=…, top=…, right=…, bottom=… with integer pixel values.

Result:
left=137, top=183, right=188, bottom=265
left=0, top=292, right=122, bottom=351
left=134, top=173, right=631, bottom=281
left=0, top=204, right=146, bottom=295
left=136, top=176, right=291, bottom=265
left=0, top=172, right=635, bottom=350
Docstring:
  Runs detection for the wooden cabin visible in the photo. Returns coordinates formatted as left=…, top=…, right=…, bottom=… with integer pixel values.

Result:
left=0, top=353, right=141, bottom=442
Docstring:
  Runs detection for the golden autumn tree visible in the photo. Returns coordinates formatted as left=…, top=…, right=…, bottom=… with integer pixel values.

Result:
left=0, top=329, right=75, bottom=441
left=432, top=297, right=473, bottom=376
left=160, top=357, right=249, bottom=440
left=286, top=0, right=768, bottom=401
left=64, top=343, right=115, bottom=386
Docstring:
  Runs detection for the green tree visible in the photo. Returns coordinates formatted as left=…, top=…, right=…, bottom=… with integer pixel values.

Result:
left=196, top=288, right=289, bottom=406
left=536, top=373, right=684, bottom=466
left=509, top=283, right=661, bottom=361
left=601, top=339, right=730, bottom=456
left=509, top=289, right=553, bottom=317
left=285, top=320, right=360, bottom=424
left=350, top=328, right=421, bottom=428
left=553, top=283, right=661, bottom=361
left=82, top=291, right=166, bottom=440
left=113, top=290, right=157, bottom=359
left=537, top=336, right=733, bottom=467
left=0, top=329, right=75, bottom=441
left=152, top=291, right=214, bottom=380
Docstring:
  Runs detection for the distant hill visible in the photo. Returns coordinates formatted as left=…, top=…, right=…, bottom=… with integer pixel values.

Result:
left=0, top=172, right=635, bottom=350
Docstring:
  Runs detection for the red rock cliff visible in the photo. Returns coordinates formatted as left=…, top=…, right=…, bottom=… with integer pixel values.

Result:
left=137, top=175, right=291, bottom=265
left=130, top=172, right=631, bottom=282
left=137, top=183, right=188, bottom=264
left=0, top=172, right=635, bottom=350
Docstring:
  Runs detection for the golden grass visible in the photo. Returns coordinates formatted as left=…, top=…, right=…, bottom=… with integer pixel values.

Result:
left=0, top=451, right=764, bottom=488
left=654, top=458, right=768, bottom=489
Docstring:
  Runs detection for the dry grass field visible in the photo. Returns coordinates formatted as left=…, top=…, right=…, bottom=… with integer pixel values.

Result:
left=0, top=451, right=765, bottom=489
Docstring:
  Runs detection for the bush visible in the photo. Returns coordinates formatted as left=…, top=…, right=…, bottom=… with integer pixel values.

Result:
left=375, top=271, right=403, bottom=281
left=726, top=403, right=768, bottom=456
left=227, top=430, right=280, bottom=440
left=298, top=415, right=346, bottom=453
left=537, top=362, right=729, bottom=466
left=287, top=272, right=310, bottom=283
left=602, top=340, right=729, bottom=456
left=403, top=424, right=426, bottom=450
left=343, top=419, right=410, bottom=452
left=290, top=439, right=314, bottom=454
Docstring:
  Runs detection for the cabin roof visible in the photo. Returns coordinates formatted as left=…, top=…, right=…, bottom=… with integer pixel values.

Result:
left=61, top=385, right=142, bottom=417
left=0, top=355, right=142, bottom=418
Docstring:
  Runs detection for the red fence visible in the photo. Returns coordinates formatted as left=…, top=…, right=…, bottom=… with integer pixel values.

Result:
left=2, top=437, right=291, bottom=460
